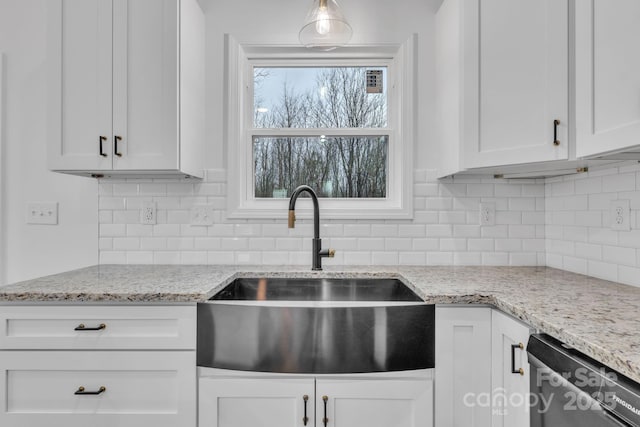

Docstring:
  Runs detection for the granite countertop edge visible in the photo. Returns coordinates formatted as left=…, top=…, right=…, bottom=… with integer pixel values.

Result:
left=0, top=264, right=638, bottom=385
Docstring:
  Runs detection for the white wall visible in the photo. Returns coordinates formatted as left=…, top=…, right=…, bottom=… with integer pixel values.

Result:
left=546, top=162, right=640, bottom=287
left=0, top=0, right=98, bottom=284
left=95, top=0, right=545, bottom=267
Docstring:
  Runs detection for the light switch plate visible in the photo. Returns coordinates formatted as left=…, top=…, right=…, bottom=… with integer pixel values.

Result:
left=26, top=202, right=58, bottom=225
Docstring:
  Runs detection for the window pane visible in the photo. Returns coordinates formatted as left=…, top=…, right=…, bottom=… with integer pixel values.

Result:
left=253, top=136, right=388, bottom=198
left=254, top=67, right=387, bottom=128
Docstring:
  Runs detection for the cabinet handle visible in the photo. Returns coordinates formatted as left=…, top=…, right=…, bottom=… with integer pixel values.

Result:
left=553, top=119, right=560, bottom=146
left=322, top=395, right=329, bottom=427
left=303, top=395, right=309, bottom=426
left=511, top=342, right=525, bottom=375
left=74, top=323, right=106, bottom=331
left=99, top=136, right=108, bottom=157
left=75, top=386, right=106, bottom=395
left=114, top=135, right=123, bottom=157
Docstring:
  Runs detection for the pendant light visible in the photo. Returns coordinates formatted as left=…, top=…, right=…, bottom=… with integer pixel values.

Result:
left=299, top=0, right=353, bottom=51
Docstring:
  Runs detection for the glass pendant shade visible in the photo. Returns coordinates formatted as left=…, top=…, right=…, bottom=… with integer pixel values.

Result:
left=299, top=0, right=352, bottom=51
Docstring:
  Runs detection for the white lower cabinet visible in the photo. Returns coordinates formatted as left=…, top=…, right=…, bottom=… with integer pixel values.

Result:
left=199, top=370, right=434, bottom=427
left=435, top=306, right=532, bottom=427
left=0, top=304, right=197, bottom=427
left=491, top=310, right=531, bottom=427
left=435, top=306, right=492, bottom=427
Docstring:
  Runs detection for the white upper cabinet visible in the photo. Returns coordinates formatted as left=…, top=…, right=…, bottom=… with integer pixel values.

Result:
left=436, top=0, right=569, bottom=177
left=48, top=0, right=205, bottom=179
left=575, top=0, right=640, bottom=159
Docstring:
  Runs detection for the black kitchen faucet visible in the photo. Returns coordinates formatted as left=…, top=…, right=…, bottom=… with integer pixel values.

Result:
left=288, top=185, right=335, bottom=271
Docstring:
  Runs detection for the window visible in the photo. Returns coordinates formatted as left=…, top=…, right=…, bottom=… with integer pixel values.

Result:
left=226, top=38, right=416, bottom=219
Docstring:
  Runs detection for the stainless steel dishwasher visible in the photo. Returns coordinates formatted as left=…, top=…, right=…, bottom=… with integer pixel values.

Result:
left=528, top=334, right=640, bottom=426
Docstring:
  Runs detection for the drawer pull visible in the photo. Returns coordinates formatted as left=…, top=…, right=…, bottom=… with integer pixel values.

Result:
left=75, top=386, right=106, bottom=395
left=74, top=323, right=106, bottom=331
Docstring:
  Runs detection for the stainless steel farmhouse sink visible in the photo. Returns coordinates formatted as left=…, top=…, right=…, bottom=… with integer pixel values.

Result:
left=211, top=277, right=424, bottom=302
left=197, top=277, right=434, bottom=374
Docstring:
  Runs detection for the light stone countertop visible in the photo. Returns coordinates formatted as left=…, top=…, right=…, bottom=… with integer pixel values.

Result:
left=0, top=264, right=638, bottom=384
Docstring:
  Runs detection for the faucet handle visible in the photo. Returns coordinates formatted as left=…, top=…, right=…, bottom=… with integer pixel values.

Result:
left=328, top=248, right=336, bottom=258
left=288, top=210, right=296, bottom=228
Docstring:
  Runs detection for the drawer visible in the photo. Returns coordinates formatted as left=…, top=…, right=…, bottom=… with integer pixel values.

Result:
left=0, top=351, right=196, bottom=427
left=0, top=305, right=196, bottom=350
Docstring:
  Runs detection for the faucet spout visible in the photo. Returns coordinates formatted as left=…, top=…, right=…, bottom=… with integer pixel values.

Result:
left=288, top=185, right=334, bottom=270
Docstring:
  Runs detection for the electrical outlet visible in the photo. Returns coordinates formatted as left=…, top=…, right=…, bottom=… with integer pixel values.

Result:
left=610, top=200, right=630, bottom=231
left=141, top=201, right=157, bottom=225
left=26, top=202, right=58, bottom=225
left=191, top=206, right=214, bottom=226
left=479, top=203, right=495, bottom=226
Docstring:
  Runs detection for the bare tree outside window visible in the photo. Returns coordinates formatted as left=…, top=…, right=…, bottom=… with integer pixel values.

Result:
left=253, top=67, right=388, bottom=199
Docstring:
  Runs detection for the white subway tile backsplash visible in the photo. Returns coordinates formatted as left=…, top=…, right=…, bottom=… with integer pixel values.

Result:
left=509, top=252, right=538, bottom=266
left=482, top=252, right=509, bottom=266
left=140, top=237, right=167, bottom=251
left=466, top=184, right=494, bottom=197
left=602, top=173, right=636, bottom=193
left=587, top=260, right=618, bottom=282
left=113, top=238, right=140, bottom=251
left=208, top=251, right=235, bottom=264
left=372, top=252, right=400, bottom=265
left=399, top=252, right=426, bottom=265
left=438, top=211, right=467, bottom=224
left=453, top=225, right=481, bottom=238
left=194, top=237, right=222, bottom=250
left=100, top=251, right=126, bottom=264
left=100, top=224, right=126, bottom=237
left=560, top=256, right=587, bottom=274
left=602, top=245, right=637, bottom=267
left=343, top=224, right=372, bottom=237
left=357, top=238, right=386, bottom=251
left=154, top=251, right=181, bottom=264
left=618, top=265, right=640, bottom=288
left=543, top=164, right=640, bottom=287
left=97, top=168, right=546, bottom=267
left=454, top=252, right=482, bottom=265
left=126, top=251, right=153, bottom=264
left=495, top=184, right=522, bottom=197
left=495, top=238, right=522, bottom=252
left=426, top=252, right=453, bottom=265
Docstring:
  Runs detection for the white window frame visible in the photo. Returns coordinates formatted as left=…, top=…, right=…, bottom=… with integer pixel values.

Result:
left=226, top=36, right=416, bottom=220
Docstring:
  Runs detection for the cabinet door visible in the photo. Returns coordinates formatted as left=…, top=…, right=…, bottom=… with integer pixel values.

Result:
left=316, top=375, right=433, bottom=427
left=48, top=0, right=113, bottom=171
left=491, top=310, right=531, bottom=427
left=435, top=306, right=492, bottom=427
left=112, top=0, right=179, bottom=171
left=463, top=0, right=568, bottom=168
left=0, top=351, right=195, bottom=427
left=199, top=376, right=314, bottom=427
left=575, top=0, right=640, bottom=158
